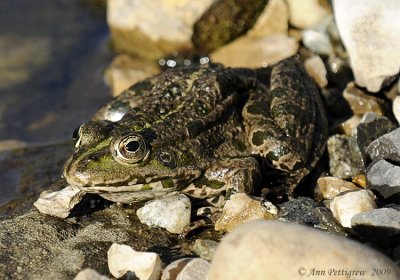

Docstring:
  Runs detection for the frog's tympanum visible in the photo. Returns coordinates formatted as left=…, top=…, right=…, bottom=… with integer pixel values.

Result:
left=63, top=57, right=327, bottom=204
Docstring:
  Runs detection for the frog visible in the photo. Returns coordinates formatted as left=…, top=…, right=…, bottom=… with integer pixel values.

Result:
left=63, top=56, right=327, bottom=206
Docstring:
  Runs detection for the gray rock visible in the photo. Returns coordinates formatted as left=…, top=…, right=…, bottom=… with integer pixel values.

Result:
left=278, top=197, right=345, bottom=235
left=162, top=258, right=210, bottom=280
left=74, top=268, right=110, bottom=280
left=192, top=239, right=219, bottom=261
left=351, top=208, right=400, bottom=247
left=366, top=159, right=400, bottom=200
left=327, top=134, right=362, bottom=179
left=367, top=128, right=400, bottom=163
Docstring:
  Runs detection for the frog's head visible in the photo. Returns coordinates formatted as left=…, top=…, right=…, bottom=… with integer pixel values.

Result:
left=63, top=120, right=203, bottom=200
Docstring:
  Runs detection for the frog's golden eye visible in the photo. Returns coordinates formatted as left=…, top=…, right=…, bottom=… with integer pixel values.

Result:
left=114, top=134, right=148, bottom=163
left=72, top=125, right=83, bottom=148
left=157, top=150, right=176, bottom=168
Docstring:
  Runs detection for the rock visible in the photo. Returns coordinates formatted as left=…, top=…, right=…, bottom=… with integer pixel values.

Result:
left=317, top=176, right=362, bottom=200
left=104, top=54, right=159, bottom=97
left=343, top=82, right=387, bottom=116
left=247, top=0, right=289, bottom=38
left=74, top=268, right=110, bottom=280
left=334, top=0, right=400, bottom=92
left=366, top=159, right=400, bottom=200
left=352, top=174, right=367, bottom=188
left=349, top=113, right=397, bottom=169
left=192, top=239, right=219, bottom=261
left=287, top=0, right=331, bottom=29
left=136, top=194, right=191, bottom=234
left=329, top=189, right=377, bottom=228
left=214, top=193, right=274, bottom=232
left=351, top=208, right=400, bottom=247
left=367, top=128, right=400, bottom=163
left=161, top=258, right=210, bottom=280
left=107, top=0, right=214, bottom=58
left=302, top=29, right=333, bottom=56
left=393, top=95, right=400, bottom=124
left=210, top=34, right=298, bottom=68
left=304, top=55, right=328, bottom=88
left=208, top=220, right=400, bottom=280
left=278, top=197, right=344, bottom=234
left=327, top=134, right=362, bottom=179
left=192, top=0, right=269, bottom=53
left=33, top=185, right=86, bottom=218
left=107, top=243, right=162, bottom=280
left=335, top=115, right=362, bottom=136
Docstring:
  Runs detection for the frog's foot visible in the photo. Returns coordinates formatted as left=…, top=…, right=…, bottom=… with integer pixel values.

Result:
left=180, top=206, right=222, bottom=237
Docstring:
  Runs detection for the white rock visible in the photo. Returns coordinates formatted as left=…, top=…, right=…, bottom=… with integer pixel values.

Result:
left=304, top=55, right=328, bottom=88
left=210, top=34, right=298, bottom=68
left=302, top=29, right=334, bottom=55
left=329, top=189, right=377, bottom=228
left=287, top=0, right=331, bottom=29
left=215, top=193, right=275, bottom=232
left=107, top=243, right=162, bottom=280
left=33, top=185, right=86, bottom=218
left=107, top=0, right=214, bottom=58
left=136, top=194, right=191, bottom=234
left=334, top=0, right=400, bottom=92
left=162, top=258, right=210, bottom=280
left=393, top=95, right=400, bottom=124
left=74, top=268, right=110, bottom=280
left=317, top=176, right=362, bottom=200
left=208, top=220, right=400, bottom=280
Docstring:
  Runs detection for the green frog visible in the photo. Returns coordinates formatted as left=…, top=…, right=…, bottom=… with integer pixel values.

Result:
left=63, top=57, right=327, bottom=204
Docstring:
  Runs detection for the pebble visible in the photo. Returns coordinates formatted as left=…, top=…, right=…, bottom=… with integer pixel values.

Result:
left=210, top=34, right=298, bottom=68
left=335, top=115, right=362, bottom=136
left=214, top=193, right=275, bottom=232
left=104, top=54, right=159, bottom=97
left=208, top=220, right=400, bottom=280
left=393, top=95, right=400, bottom=124
left=342, top=82, right=387, bottom=116
left=107, top=0, right=214, bottom=58
left=329, top=189, right=377, bottom=228
left=366, top=159, right=400, bottom=200
left=317, top=176, right=361, bottom=200
left=107, top=243, right=162, bottom=280
left=192, top=239, right=219, bottom=261
left=161, top=258, right=210, bottom=280
left=278, top=196, right=344, bottom=234
left=286, top=0, right=331, bottom=29
left=304, top=55, right=328, bottom=88
left=334, top=0, right=400, bottom=92
left=74, top=268, right=110, bottom=280
left=351, top=208, right=400, bottom=246
left=366, top=128, right=400, bottom=163
left=302, top=29, right=333, bottom=56
left=136, top=194, right=191, bottom=234
left=33, top=185, right=86, bottom=218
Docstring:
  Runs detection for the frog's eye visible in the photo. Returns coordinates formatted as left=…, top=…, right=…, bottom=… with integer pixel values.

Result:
left=72, top=125, right=82, bottom=148
left=157, top=150, right=176, bottom=168
left=114, top=134, right=148, bottom=163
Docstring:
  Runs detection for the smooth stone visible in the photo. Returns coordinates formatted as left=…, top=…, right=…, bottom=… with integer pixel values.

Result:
left=214, top=193, right=275, bottom=232
left=33, top=185, right=86, bottom=218
left=351, top=208, right=400, bottom=247
left=107, top=0, right=214, bottom=58
left=208, top=220, right=400, bottom=280
left=192, top=239, right=219, bottom=261
left=366, top=159, right=400, bottom=200
left=302, top=29, right=333, bottom=56
left=334, top=0, right=400, bottom=92
left=393, top=95, right=400, bottom=124
left=287, top=0, right=331, bottom=29
left=329, top=189, right=377, bottom=228
left=74, top=268, right=110, bottom=280
left=343, top=82, right=387, bottom=116
left=247, top=0, right=289, bottom=38
left=210, top=34, right=298, bottom=68
left=336, top=115, right=362, bottom=136
left=278, top=196, right=344, bottom=234
left=367, top=128, right=400, bottom=163
left=104, top=54, right=159, bottom=97
left=161, top=258, right=210, bottom=280
left=136, top=194, right=191, bottom=234
left=327, top=134, right=362, bottom=179
left=107, top=243, right=162, bottom=280
left=317, top=176, right=362, bottom=200
left=304, top=55, right=328, bottom=88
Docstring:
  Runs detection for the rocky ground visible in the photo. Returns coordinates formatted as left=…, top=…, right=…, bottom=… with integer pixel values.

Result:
left=1, top=0, right=400, bottom=279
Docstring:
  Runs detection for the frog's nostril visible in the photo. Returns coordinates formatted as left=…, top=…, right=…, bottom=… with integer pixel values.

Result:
left=87, top=154, right=99, bottom=162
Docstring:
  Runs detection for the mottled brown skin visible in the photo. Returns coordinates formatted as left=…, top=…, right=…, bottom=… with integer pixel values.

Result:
left=63, top=57, right=327, bottom=203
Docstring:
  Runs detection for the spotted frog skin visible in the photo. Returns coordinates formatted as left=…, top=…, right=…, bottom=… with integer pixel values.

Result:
left=63, top=57, right=327, bottom=203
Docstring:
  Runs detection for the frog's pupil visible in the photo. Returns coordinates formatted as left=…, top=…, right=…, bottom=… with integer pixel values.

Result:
left=72, top=127, right=80, bottom=141
left=125, top=141, right=140, bottom=152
